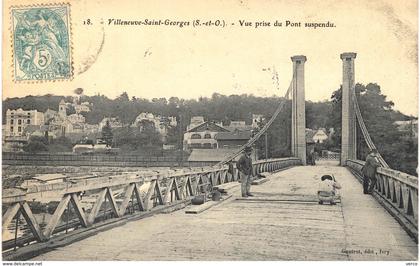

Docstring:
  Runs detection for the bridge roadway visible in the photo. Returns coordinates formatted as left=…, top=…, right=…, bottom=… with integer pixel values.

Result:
left=31, top=162, right=417, bottom=261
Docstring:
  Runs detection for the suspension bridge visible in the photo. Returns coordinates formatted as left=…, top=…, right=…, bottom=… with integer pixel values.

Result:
left=2, top=53, right=418, bottom=261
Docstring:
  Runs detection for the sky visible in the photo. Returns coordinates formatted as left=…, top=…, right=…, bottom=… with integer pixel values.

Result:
left=2, top=0, right=418, bottom=116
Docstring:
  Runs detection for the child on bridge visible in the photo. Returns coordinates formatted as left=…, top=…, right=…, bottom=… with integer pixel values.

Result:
left=318, top=174, right=341, bottom=205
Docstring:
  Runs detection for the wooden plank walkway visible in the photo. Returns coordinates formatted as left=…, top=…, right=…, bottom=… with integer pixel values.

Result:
left=31, top=164, right=418, bottom=261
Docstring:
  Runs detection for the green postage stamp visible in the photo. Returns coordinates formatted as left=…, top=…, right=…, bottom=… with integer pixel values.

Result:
left=11, top=3, right=72, bottom=81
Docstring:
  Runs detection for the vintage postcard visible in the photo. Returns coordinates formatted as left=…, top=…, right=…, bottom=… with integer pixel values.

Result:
left=1, top=0, right=418, bottom=264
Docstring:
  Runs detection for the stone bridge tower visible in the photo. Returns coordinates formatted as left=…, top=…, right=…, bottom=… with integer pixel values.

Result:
left=291, top=55, right=307, bottom=165
left=340, top=52, right=357, bottom=165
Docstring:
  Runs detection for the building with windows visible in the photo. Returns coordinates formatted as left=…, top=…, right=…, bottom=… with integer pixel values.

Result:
left=49, top=115, right=73, bottom=137
left=67, top=114, right=86, bottom=124
left=74, top=102, right=91, bottom=113
left=183, top=121, right=229, bottom=150
left=4, top=108, right=45, bottom=137
left=312, top=128, right=329, bottom=143
left=305, top=128, right=330, bottom=144
left=47, top=99, right=96, bottom=138
left=133, top=113, right=158, bottom=128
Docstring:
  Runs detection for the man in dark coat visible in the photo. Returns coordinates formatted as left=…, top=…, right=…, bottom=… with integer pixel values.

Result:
left=237, top=146, right=253, bottom=197
left=362, top=149, right=381, bottom=194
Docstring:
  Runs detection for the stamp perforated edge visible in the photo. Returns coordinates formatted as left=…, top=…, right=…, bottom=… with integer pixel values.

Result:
left=9, top=2, right=74, bottom=83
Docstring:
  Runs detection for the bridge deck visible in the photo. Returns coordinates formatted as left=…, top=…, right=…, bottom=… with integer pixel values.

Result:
left=32, top=163, right=417, bottom=261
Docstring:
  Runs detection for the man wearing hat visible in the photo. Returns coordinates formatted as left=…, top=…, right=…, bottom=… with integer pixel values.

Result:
left=362, top=149, right=381, bottom=194
left=236, top=146, right=254, bottom=197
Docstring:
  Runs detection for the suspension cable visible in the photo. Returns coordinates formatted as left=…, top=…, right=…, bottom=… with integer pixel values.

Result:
left=351, top=88, right=389, bottom=168
left=216, top=79, right=294, bottom=165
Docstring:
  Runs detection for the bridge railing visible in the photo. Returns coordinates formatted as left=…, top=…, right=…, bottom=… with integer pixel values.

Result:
left=316, top=153, right=340, bottom=161
left=346, top=159, right=418, bottom=240
left=2, top=157, right=301, bottom=253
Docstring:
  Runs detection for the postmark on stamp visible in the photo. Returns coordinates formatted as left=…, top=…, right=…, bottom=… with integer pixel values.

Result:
left=11, top=3, right=72, bottom=82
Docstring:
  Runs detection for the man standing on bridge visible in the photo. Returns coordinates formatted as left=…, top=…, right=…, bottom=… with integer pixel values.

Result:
left=237, top=146, right=254, bottom=197
left=362, top=149, right=381, bottom=194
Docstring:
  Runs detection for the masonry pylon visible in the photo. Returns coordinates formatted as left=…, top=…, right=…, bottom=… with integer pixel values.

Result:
left=340, top=52, right=357, bottom=165
left=291, top=55, right=307, bottom=165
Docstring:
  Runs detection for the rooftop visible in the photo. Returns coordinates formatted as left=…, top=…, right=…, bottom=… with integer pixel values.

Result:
left=215, top=130, right=252, bottom=140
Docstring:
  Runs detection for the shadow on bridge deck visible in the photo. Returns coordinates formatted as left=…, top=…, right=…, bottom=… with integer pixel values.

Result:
left=31, top=165, right=417, bottom=261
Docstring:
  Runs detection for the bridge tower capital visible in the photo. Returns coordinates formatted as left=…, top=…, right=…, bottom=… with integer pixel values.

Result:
left=291, top=55, right=307, bottom=63
left=340, top=52, right=357, bottom=60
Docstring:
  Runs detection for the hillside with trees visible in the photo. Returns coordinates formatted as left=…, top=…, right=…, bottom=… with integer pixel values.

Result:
left=3, top=85, right=417, bottom=174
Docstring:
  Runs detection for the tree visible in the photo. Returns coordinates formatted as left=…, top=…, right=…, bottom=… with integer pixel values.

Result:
left=49, top=136, right=73, bottom=152
left=266, top=99, right=292, bottom=157
left=326, top=85, right=343, bottom=149
left=329, top=83, right=417, bottom=175
left=67, top=104, right=76, bottom=115
left=116, top=92, right=129, bottom=102
left=138, top=120, right=162, bottom=146
left=113, top=121, right=162, bottom=151
left=165, top=124, right=179, bottom=145
left=74, top=88, right=84, bottom=95
left=4, top=89, right=416, bottom=174
left=254, top=117, right=269, bottom=159
left=102, top=120, right=114, bottom=147
left=306, top=100, right=332, bottom=129
left=23, top=136, right=48, bottom=153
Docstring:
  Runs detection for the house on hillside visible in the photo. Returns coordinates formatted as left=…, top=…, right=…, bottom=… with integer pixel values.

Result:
left=71, top=96, right=91, bottom=114
left=185, top=115, right=256, bottom=162
left=305, top=128, right=329, bottom=144
left=183, top=120, right=229, bottom=150
left=312, top=128, right=329, bottom=143
left=67, top=114, right=86, bottom=124
left=44, top=98, right=97, bottom=139
left=49, top=114, right=73, bottom=136
left=132, top=112, right=177, bottom=141
left=74, top=102, right=91, bottom=114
